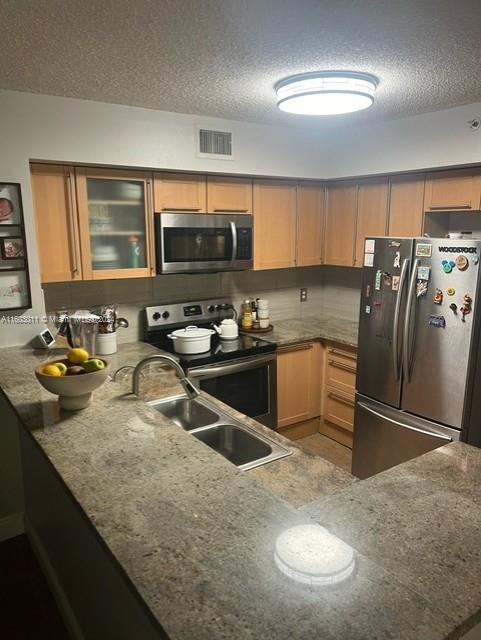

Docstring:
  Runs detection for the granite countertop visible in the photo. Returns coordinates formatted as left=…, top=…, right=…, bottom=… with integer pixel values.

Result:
left=1, top=341, right=480, bottom=639
left=253, top=313, right=359, bottom=348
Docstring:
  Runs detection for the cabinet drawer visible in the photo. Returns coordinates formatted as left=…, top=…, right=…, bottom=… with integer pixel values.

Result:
left=323, top=387, right=355, bottom=433
left=325, top=347, right=357, bottom=394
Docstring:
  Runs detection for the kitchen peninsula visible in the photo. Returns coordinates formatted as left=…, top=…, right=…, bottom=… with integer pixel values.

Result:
left=1, top=342, right=481, bottom=640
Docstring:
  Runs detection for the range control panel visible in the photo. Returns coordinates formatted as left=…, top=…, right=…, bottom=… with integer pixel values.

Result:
left=145, top=298, right=234, bottom=328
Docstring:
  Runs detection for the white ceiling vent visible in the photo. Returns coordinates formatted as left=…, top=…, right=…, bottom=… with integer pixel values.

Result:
left=197, top=128, right=233, bottom=160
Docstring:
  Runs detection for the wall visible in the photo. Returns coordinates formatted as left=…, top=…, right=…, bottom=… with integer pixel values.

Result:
left=42, top=266, right=361, bottom=343
left=325, top=102, right=481, bottom=178
left=0, top=89, right=329, bottom=347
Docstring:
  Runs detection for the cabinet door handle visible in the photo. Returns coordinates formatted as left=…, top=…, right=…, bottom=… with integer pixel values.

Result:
left=428, top=204, right=471, bottom=210
left=213, top=208, right=249, bottom=213
left=161, top=207, right=203, bottom=212
left=278, top=343, right=313, bottom=353
left=329, top=348, right=356, bottom=360
left=326, top=390, right=354, bottom=406
left=66, top=173, right=80, bottom=276
left=327, top=359, right=356, bottom=373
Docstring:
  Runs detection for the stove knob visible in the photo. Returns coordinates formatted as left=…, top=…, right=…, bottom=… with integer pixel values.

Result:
left=152, top=312, right=161, bottom=321
left=207, top=305, right=215, bottom=313
left=215, top=304, right=225, bottom=312
left=162, top=311, right=170, bottom=320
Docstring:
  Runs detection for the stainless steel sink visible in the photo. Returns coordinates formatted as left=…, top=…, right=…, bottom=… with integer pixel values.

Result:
left=193, top=423, right=283, bottom=470
left=148, top=395, right=220, bottom=431
left=148, top=394, right=291, bottom=470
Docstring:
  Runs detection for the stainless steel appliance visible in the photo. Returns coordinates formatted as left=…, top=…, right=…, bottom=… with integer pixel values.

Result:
left=155, top=213, right=253, bottom=274
left=352, top=237, right=481, bottom=478
left=143, top=298, right=277, bottom=428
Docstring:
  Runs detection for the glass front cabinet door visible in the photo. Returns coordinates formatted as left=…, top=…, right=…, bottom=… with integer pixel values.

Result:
left=75, top=168, right=154, bottom=279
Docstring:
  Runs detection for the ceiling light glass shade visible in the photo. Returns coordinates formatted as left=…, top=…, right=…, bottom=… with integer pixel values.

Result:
left=275, top=72, right=377, bottom=116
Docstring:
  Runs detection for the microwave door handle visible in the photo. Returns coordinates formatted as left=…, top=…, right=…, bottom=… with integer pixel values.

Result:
left=229, top=221, right=237, bottom=264
left=403, top=258, right=419, bottom=382
left=392, top=258, right=410, bottom=381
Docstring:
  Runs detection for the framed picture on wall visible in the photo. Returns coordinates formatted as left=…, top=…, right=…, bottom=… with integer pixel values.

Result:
left=0, top=271, right=31, bottom=310
left=1, top=237, right=24, bottom=260
left=0, top=183, right=24, bottom=226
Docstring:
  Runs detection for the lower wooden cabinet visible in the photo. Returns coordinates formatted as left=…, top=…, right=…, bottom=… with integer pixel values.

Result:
left=277, top=342, right=322, bottom=439
left=320, top=343, right=357, bottom=449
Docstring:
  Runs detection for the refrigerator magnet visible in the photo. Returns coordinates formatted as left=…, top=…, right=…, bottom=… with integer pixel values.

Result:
left=388, top=240, right=401, bottom=248
left=417, top=265, right=431, bottom=280
left=416, top=280, right=428, bottom=297
left=393, top=251, right=401, bottom=268
left=455, top=255, right=469, bottom=271
left=434, top=288, right=443, bottom=304
left=429, top=314, right=446, bottom=328
left=416, top=243, right=432, bottom=258
left=375, top=270, right=382, bottom=290
left=365, top=305, right=371, bottom=315
left=442, top=260, right=455, bottom=273
left=391, top=275, right=400, bottom=291
left=365, top=239, right=375, bottom=254
left=364, top=253, right=374, bottom=267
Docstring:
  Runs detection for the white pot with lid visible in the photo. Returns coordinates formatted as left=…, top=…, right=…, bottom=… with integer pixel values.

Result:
left=167, top=325, right=215, bottom=354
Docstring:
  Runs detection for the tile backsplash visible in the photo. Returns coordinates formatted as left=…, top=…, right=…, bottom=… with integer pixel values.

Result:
left=43, top=266, right=361, bottom=343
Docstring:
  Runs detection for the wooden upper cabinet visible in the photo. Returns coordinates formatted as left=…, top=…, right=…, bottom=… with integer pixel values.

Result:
left=206, top=176, right=253, bottom=213
left=153, top=172, right=206, bottom=212
left=354, top=178, right=389, bottom=267
left=324, top=182, right=358, bottom=267
left=31, top=164, right=82, bottom=283
left=296, top=182, right=325, bottom=267
left=424, top=169, right=481, bottom=212
left=75, top=167, right=154, bottom=280
left=388, top=174, right=425, bottom=237
left=277, top=342, right=321, bottom=428
left=253, top=180, right=297, bottom=270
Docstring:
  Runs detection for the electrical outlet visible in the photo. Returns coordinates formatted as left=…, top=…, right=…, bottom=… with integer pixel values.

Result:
left=300, top=287, right=308, bottom=302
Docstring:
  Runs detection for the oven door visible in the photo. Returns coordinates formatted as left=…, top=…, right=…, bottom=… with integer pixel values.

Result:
left=156, top=212, right=253, bottom=273
left=187, top=354, right=277, bottom=429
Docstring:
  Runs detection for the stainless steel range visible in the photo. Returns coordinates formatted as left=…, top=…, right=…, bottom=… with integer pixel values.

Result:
left=143, top=298, right=277, bottom=429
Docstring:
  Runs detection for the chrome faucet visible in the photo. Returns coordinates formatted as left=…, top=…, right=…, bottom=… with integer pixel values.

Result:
left=132, top=354, right=200, bottom=399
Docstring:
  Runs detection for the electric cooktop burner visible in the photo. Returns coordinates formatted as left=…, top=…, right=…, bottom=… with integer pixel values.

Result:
left=143, top=298, right=276, bottom=368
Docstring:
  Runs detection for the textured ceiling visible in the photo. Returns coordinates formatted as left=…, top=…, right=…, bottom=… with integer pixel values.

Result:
left=2, top=0, right=481, bottom=127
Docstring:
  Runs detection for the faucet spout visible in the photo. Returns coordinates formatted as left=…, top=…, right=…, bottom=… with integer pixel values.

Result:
left=132, top=354, right=200, bottom=399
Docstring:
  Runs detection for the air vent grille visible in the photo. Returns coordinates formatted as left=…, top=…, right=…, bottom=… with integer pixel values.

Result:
left=199, top=129, right=232, bottom=156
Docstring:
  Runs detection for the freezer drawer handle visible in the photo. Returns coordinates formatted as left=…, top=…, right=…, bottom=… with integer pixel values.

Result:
left=392, top=258, right=410, bottom=381
left=357, top=402, right=452, bottom=441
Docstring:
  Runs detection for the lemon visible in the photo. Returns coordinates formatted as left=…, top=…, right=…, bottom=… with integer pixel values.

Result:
left=42, top=364, right=62, bottom=377
left=53, top=362, right=68, bottom=375
left=67, top=348, right=89, bottom=364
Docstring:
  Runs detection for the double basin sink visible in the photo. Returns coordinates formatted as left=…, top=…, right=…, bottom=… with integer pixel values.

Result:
left=148, top=395, right=291, bottom=471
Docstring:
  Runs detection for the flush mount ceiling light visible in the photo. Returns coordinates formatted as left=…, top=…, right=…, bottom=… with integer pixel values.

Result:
left=275, top=71, right=377, bottom=116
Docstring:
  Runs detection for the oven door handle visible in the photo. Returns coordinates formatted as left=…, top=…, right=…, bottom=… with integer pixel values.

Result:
left=188, top=354, right=275, bottom=378
left=229, top=221, right=237, bottom=264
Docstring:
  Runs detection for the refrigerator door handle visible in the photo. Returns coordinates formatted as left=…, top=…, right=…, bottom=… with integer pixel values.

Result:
left=392, top=258, right=410, bottom=381
left=357, top=402, right=452, bottom=441
left=403, top=258, right=419, bottom=382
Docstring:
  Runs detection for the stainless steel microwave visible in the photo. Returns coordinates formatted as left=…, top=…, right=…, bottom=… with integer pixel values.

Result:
left=155, top=213, right=253, bottom=274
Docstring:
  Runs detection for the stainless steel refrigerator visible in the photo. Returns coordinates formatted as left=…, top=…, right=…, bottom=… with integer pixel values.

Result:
left=352, top=237, right=481, bottom=478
